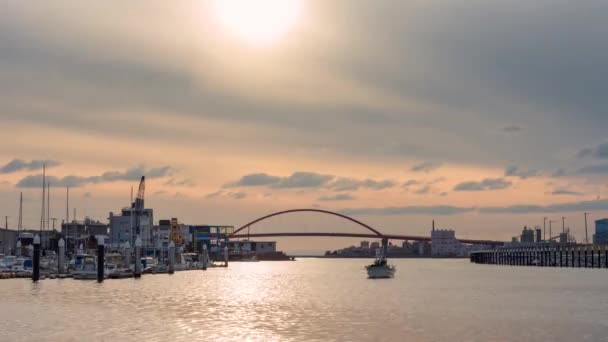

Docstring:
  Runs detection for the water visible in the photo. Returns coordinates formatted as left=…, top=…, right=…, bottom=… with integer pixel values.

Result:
left=1, top=259, right=608, bottom=341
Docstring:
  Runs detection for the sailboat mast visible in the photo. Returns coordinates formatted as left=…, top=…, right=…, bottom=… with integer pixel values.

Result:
left=18, top=192, right=23, bottom=234
left=66, top=186, right=69, bottom=223
left=40, top=163, right=45, bottom=233
left=47, top=181, right=50, bottom=231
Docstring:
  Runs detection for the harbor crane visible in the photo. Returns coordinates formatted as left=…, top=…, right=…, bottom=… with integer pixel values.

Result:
left=134, top=176, right=145, bottom=236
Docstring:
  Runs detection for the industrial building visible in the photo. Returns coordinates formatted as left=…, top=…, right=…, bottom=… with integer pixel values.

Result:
left=594, top=219, right=608, bottom=244
left=109, top=207, right=154, bottom=247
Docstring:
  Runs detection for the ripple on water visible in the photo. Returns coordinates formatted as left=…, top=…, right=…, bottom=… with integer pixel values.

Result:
left=1, top=259, right=608, bottom=341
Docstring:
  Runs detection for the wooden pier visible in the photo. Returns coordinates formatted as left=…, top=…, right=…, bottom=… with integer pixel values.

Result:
left=471, top=245, right=608, bottom=268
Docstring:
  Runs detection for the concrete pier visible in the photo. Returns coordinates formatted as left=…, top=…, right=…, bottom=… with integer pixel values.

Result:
left=32, top=235, right=40, bottom=282
left=168, top=241, right=175, bottom=274
left=124, top=241, right=131, bottom=269
left=202, top=244, right=208, bottom=270
left=471, top=244, right=608, bottom=270
left=134, top=236, right=142, bottom=278
left=97, top=237, right=105, bottom=283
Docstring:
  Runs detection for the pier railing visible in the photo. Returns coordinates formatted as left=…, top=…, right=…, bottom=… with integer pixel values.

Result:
left=470, top=245, right=608, bottom=268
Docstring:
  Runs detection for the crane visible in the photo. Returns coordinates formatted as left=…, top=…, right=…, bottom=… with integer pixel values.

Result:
left=133, top=176, right=145, bottom=237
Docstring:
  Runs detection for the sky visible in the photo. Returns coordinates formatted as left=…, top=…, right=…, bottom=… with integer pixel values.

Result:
left=1, top=0, right=608, bottom=251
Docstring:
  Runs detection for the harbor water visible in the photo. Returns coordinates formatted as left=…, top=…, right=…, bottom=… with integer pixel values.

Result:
left=1, top=258, right=607, bottom=341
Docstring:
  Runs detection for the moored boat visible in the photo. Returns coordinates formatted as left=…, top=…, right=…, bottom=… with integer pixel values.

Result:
left=365, top=252, right=396, bottom=279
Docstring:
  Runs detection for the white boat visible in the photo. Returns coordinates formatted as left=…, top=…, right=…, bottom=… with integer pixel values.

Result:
left=71, top=255, right=98, bottom=280
left=366, top=256, right=396, bottom=279
left=2, top=256, right=33, bottom=275
left=105, top=253, right=133, bottom=278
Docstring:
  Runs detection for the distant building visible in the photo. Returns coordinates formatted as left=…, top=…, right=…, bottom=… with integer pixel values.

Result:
left=520, top=226, right=535, bottom=243
left=360, top=241, right=370, bottom=249
left=594, top=219, right=608, bottom=244
left=227, top=240, right=277, bottom=255
left=535, top=228, right=542, bottom=243
left=431, top=229, right=463, bottom=256
left=62, top=218, right=108, bottom=251
left=109, top=207, right=153, bottom=248
left=370, top=241, right=380, bottom=250
left=0, top=229, right=18, bottom=255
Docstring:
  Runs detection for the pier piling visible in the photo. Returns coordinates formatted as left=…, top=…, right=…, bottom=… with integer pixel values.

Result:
left=58, top=238, right=65, bottom=274
left=32, top=235, right=40, bottom=282
left=134, top=236, right=142, bottom=278
left=202, top=244, right=208, bottom=270
left=97, top=237, right=105, bottom=283
left=168, top=241, right=175, bottom=274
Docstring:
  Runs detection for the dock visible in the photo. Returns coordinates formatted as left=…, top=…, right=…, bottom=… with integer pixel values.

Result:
left=471, top=245, right=608, bottom=268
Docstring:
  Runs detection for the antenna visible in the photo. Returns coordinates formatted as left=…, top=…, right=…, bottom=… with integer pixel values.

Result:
left=584, top=212, right=589, bottom=245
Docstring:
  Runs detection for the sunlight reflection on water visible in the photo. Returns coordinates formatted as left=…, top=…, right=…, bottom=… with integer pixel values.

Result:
left=1, top=259, right=608, bottom=341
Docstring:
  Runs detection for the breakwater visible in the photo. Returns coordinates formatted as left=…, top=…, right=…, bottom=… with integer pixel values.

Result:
left=471, top=245, right=608, bottom=268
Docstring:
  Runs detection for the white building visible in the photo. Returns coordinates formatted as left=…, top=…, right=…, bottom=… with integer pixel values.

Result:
left=109, top=207, right=154, bottom=248
left=431, top=228, right=464, bottom=257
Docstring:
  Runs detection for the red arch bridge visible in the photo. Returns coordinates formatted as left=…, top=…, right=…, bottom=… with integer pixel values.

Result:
left=229, top=209, right=504, bottom=246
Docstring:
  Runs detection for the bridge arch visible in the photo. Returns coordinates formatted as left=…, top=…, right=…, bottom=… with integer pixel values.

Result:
left=231, top=208, right=384, bottom=237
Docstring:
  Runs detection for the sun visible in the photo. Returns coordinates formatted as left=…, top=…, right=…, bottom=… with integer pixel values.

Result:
left=213, top=0, right=302, bottom=44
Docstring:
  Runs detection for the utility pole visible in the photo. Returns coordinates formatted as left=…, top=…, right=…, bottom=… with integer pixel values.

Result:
left=584, top=212, right=589, bottom=245
left=51, top=218, right=58, bottom=231
left=543, top=217, right=547, bottom=241
left=562, top=217, right=566, bottom=235
left=549, top=220, right=555, bottom=241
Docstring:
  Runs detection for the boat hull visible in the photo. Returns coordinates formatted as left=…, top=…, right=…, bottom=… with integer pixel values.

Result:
left=366, top=266, right=396, bottom=279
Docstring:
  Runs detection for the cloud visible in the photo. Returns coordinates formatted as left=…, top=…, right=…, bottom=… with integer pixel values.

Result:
left=328, top=177, right=396, bottom=191
left=552, top=168, right=566, bottom=177
left=479, top=199, right=608, bottom=214
left=504, top=165, right=540, bottom=179
left=83, top=192, right=92, bottom=198
left=318, top=193, right=356, bottom=201
left=224, top=173, right=282, bottom=187
left=229, top=192, right=247, bottom=200
left=15, top=165, right=172, bottom=188
left=153, top=190, right=168, bottom=196
left=414, top=185, right=431, bottom=195
left=342, top=205, right=475, bottom=216
left=578, top=142, right=608, bottom=159
left=501, top=125, right=523, bottom=133
left=454, top=178, right=512, bottom=192
left=274, top=172, right=334, bottom=188
left=205, top=190, right=247, bottom=200
left=410, top=162, right=441, bottom=173
left=402, top=180, right=422, bottom=188
left=0, top=159, right=61, bottom=174
left=550, top=188, right=583, bottom=196
left=576, top=164, right=608, bottom=175
left=224, top=172, right=333, bottom=189
left=165, top=178, right=196, bottom=187
left=225, top=172, right=395, bottom=192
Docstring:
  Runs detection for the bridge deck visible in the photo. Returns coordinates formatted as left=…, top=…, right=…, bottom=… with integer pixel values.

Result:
left=230, top=232, right=502, bottom=246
